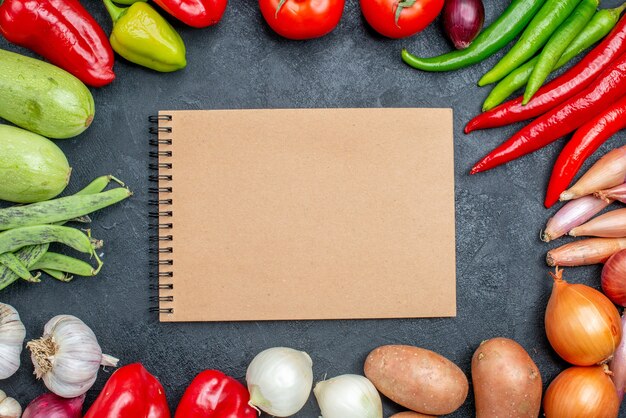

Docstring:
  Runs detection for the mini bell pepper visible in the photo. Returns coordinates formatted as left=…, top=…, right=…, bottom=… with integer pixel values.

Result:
left=84, top=363, right=171, bottom=418
left=175, top=370, right=257, bottom=418
left=154, top=0, right=227, bottom=28
left=103, top=0, right=186, bottom=72
left=0, top=0, right=115, bottom=87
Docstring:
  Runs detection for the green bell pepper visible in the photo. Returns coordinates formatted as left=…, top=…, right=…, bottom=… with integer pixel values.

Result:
left=103, top=0, right=186, bottom=72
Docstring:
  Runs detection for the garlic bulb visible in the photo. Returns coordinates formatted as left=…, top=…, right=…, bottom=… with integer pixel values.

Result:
left=314, top=374, right=383, bottom=418
left=246, top=347, right=313, bottom=417
left=0, top=303, right=25, bottom=379
left=0, top=389, right=22, bottom=418
left=27, top=315, right=118, bottom=398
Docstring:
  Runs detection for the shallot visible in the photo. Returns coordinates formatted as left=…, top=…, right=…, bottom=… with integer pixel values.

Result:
left=610, top=313, right=626, bottom=403
left=570, top=208, right=626, bottom=238
left=546, top=238, right=626, bottom=266
left=542, top=195, right=611, bottom=242
left=561, top=145, right=626, bottom=201
left=597, top=183, right=626, bottom=203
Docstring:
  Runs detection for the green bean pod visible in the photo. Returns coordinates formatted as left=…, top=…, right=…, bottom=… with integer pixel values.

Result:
left=482, top=4, right=626, bottom=111
left=31, top=252, right=100, bottom=277
left=0, top=253, right=40, bottom=282
left=524, top=0, right=598, bottom=104
left=0, top=225, right=96, bottom=255
left=0, top=187, right=131, bottom=230
left=42, top=269, right=72, bottom=282
left=479, top=0, right=584, bottom=86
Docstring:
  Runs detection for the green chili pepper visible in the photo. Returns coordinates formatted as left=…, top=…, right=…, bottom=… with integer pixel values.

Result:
left=524, top=0, right=598, bottom=104
left=31, top=252, right=101, bottom=277
left=482, top=4, right=626, bottom=111
left=402, top=0, right=545, bottom=72
left=479, top=0, right=583, bottom=86
left=103, top=0, right=186, bottom=72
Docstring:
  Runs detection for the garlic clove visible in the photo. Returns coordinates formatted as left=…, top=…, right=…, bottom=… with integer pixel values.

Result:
left=0, top=390, right=22, bottom=418
left=0, top=304, right=25, bottom=380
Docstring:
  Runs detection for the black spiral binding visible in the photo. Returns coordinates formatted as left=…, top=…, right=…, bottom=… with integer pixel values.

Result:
left=149, top=114, right=174, bottom=315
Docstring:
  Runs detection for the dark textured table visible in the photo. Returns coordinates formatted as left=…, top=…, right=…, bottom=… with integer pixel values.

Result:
left=2, top=0, right=625, bottom=416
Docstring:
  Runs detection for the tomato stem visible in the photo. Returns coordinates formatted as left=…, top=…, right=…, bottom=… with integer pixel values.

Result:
left=275, top=0, right=288, bottom=18
left=395, top=0, right=416, bottom=27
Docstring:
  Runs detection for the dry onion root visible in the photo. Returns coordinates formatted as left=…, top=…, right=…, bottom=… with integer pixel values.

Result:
left=546, top=238, right=626, bottom=266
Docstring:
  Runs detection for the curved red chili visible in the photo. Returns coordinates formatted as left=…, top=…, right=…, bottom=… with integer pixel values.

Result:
left=470, top=52, right=626, bottom=175
left=545, top=94, right=626, bottom=208
left=465, top=14, right=626, bottom=134
left=0, top=0, right=115, bottom=87
left=154, top=0, right=227, bottom=28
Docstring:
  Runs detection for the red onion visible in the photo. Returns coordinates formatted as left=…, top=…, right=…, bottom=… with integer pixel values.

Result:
left=443, top=0, right=485, bottom=50
left=22, top=393, right=84, bottom=418
left=610, top=313, right=626, bottom=402
left=602, top=249, right=626, bottom=306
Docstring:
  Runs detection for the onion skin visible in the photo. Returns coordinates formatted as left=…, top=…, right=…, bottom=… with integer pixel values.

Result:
left=610, top=313, right=626, bottom=402
left=543, top=366, right=619, bottom=418
left=561, top=145, right=626, bottom=201
left=545, top=267, right=621, bottom=366
left=570, top=208, right=626, bottom=238
left=546, top=238, right=626, bottom=266
left=597, top=183, right=626, bottom=203
left=602, top=250, right=626, bottom=306
left=443, top=0, right=485, bottom=49
left=543, top=195, right=611, bottom=242
left=471, top=338, right=541, bottom=418
left=22, top=393, right=84, bottom=418
left=390, top=413, right=437, bottom=418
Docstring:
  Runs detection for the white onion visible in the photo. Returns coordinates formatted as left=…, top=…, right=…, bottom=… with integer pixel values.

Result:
left=246, top=347, right=313, bottom=417
left=314, top=374, right=382, bottom=418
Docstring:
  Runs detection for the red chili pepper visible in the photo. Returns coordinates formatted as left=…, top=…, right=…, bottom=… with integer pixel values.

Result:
left=471, top=52, right=626, bottom=175
left=545, top=94, right=626, bottom=207
left=175, top=370, right=257, bottom=418
left=465, top=14, right=626, bottom=134
left=153, top=0, right=227, bottom=28
left=0, top=0, right=115, bottom=87
left=84, top=363, right=170, bottom=418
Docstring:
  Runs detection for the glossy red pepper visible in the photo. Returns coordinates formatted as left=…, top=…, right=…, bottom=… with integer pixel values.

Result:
left=545, top=94, right=626, bottom=207
left=153, top=0, right=227, bottom=28
left=0, top=0, right=115, bottom=87
left=84, top=363, right=170, bottom=418
left=175, top=370, right=256, bottom=418
left=465, top=14, right=626, bottom=134
left=471, top=52, right=626, bottom=175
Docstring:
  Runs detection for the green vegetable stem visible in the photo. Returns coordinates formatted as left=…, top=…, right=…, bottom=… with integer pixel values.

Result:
left=402, top=0, right=545, bottom=72
left=482, top=3, right=626, bottom=111
left=524, top=0, right=598, bottom=104
left=479, top=0, right=584, bottom=86
left=104, top=0, right=187, bottom=72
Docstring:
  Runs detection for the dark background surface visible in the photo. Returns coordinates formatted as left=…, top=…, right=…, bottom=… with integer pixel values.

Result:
left=1, top=0, right=625, bottom=416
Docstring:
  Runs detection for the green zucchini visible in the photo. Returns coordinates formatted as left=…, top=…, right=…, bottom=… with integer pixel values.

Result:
left=0, top=124, right=71, bottom=203
left=0, top=49, right=95, bottom=139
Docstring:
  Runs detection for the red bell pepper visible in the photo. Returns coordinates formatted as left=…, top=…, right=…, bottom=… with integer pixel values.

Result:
left=0, top=0, right=115, bottom=87
left=154, top=0, right=227, bottom=28
left=175, top=370, right=257, bottom=418
left=470, top=51, right=626, bottom=175
left=465, top=14, right=626, bottom=134
left=545, top=94, right=626, bottom=207
left=84, top=363, right=170, bottom=418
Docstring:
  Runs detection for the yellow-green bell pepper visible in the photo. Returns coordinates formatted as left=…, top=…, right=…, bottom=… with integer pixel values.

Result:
left=103, top=0, right=186, bottom=72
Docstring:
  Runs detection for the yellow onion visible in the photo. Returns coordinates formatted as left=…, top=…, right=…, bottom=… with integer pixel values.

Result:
left=545, top=267, right=621, bottom=366
left=543, top=365, right=619, bottom=418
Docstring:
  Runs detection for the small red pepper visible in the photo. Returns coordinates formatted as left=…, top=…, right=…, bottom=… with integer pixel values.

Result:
left=545, top=94, right=626, bottom=207
left=153, top=0, right=227, bottom=28
left=471, top=52, right=626, bottom=175
left=175, top=370, right=257, bottom=418
left=84, top=363, right=170, bottom=418
left=0, top=0, right=115, bottom=87
left=465, top=14, right=626, bottom=134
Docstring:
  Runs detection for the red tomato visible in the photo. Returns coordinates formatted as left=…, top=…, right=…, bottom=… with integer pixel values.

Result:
left=360, top=0, right=444, bottom=39
left=259, top=0, right=345, bottom=40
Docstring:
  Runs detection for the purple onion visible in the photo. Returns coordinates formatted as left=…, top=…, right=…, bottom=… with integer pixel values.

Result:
left=443, top=0, right=485, bottom=50
left=22, top=393, right=84, bottom=418
left=610, top=313, right=626, bottom=402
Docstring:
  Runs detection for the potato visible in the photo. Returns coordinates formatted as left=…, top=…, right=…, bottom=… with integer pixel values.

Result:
left=471, top=338, right=542, bottom=418
left=364, top=345, right=468, bottom=415
left=390, top=412, right=437, bottom=418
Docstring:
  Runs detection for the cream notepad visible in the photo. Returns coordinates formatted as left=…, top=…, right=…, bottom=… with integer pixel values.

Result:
left=151, top=108, right=456, bottom=322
